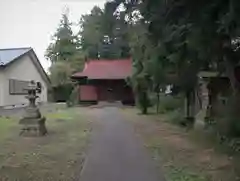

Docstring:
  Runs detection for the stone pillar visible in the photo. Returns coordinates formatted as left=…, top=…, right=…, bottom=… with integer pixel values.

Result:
left=199, top=77, right=214, bottom=127
left=200, top=78, right=210, bottom=112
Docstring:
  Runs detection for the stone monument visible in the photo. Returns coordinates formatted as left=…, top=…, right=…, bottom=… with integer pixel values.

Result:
left=19, top=80, right=47, bottom=136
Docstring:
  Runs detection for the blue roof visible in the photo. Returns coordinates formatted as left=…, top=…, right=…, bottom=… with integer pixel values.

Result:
left=0, top=47, right=32, bottom=66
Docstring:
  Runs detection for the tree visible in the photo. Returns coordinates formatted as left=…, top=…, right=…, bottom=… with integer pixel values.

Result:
left=138, top=0, right=240, bottom=130
left=149, top=57, right=167, bottom=113
left=80, top=4, right=131, bottom=59
left=46, top=11, right=86, bottom=103
left=131, top=60, right=151, bottom=114
left=80, top=6, right=104, bottom=59
left=46, top=12, right=79, bottom=63
left=49, top=62, right=72, bottom=86
left=97, top=0, right=240, bottom=134
left=128, top=20, right=152, bottom=114
left=109, top=0, right=203, bottom=122
left=46, top=11, right=85, bottom=86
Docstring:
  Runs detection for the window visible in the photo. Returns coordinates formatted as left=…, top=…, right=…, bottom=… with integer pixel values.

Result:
left=9, top=79, right=30, bottom=95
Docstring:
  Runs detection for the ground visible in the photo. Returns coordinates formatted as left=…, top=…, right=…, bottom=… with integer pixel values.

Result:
left=80, top=107, right=163, bottom=181
left=122, top=108, right=240, bottom=181
left=0, top=105, right=239, bottom=181
left=0, top=105, right=92, bottom=181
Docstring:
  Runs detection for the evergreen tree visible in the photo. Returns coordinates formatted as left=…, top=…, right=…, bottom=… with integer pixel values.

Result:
left=46, top=11, right=84, bottom=86
left=46, top=12, right=78, bottom=63
left=80, top=4, right=131, bottom=59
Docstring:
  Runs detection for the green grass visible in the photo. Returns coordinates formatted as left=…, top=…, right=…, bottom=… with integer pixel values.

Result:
left=147, top=138, right=210, bottom=181
left=0, top=117, right=17, bottom=141
left=166, top=167, right=207, bottom=181
left=0, top=107, right=91, bottom=181
left=46, top=108, right=79, bottom=120
left=123, top=108, right=237, bottom=181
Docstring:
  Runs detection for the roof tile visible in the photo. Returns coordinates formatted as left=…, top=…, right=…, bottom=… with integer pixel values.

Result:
left=72, top=59, right=132, bottom=79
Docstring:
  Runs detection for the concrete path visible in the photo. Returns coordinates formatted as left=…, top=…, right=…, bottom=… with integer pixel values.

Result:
left=80, top=107, right=165, bottom=181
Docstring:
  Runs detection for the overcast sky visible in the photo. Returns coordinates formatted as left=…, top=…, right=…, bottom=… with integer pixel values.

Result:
left=0, top=0, right=106, bottom=71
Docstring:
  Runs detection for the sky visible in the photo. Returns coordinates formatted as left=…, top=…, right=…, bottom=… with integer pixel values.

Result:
left=0, top=0, right=107, bottom=71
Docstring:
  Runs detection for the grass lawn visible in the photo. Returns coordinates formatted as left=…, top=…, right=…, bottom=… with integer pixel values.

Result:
left=0, top=107, right=91, bottom=181
left=0, top=117, right=16, bottom=142
left=122, top=108, right=239, bottom=181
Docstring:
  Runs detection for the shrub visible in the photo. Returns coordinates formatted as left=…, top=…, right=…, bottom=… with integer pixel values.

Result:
left=214, top=95, right=240, bottom=139
left=149, top=93, right=156, bottom=107
left=158, top=95, right=184, bottom=112
left=53, top=84, right=73, bottom=102
left=66, top=86, right=79, bottom=107
left=167, top=108, right=185, bottom=125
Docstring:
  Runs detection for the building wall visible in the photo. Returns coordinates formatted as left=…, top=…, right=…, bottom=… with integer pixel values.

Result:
left=79, top=85, right=97, bottom=101
left=79, top=80, right=134, bottom=104
left=97, top=80, right=134, bottom=102
left=0, top=54, right=48, bottom=107
left=0, top=71, right=4, bottom=106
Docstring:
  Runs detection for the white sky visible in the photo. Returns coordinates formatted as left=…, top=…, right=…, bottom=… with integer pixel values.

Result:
left=0, top=0, right=106, bottom=72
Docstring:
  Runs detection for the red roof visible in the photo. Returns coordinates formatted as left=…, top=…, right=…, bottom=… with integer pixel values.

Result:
left=72, top=59, right=132, bottom=79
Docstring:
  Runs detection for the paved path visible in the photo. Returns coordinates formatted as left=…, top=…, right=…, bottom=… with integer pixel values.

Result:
left=80, top=107, right=165, bottom=181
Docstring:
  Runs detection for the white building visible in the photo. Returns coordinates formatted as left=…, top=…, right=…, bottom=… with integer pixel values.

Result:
left=0, top=47, right=50, bottom=107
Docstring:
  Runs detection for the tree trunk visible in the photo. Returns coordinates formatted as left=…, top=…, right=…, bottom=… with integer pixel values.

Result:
left=142, top=106, right=147, bottom=114
left=184, top=90, right=195, bottom=128
left=224, top=59, right=239, bottom=95
left=156, top=92, right=160, bottom=113
left=222, top=56, right=240, bottom=137
left=141, top=91, right=148, bottom=114
left=186, top=91, right=191, bottom=118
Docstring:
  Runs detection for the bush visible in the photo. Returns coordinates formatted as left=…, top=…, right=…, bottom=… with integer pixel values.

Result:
left=66, top=86, right=79, bottom=107
left=158, top=95, right=184, bottom=112
left=53, top=84, right=73, bottom=102
left=213, top=95, right=240, bottom=139
left=149, top=93, right=156, bottom=107
left=167, top=108, right=185, bottom=125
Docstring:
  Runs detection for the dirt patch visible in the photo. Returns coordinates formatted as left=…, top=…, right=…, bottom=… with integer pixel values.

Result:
left=122, top=108, right=239, bottom=181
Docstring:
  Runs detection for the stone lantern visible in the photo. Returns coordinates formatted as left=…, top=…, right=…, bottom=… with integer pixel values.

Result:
left=19, top=80, right=47, bottom=136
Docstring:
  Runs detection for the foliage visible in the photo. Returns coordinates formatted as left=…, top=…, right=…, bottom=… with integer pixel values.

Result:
left=153, top=94, right=186, bottom=126
left=49, top=62, right=73, bottom=86
left=80, top=6, right=104, bottom=59
left=158, top=95, right=184, bottom=112
left=52, top=84, right=73, bottom=102
left=167, top=108, right=185, bottom=126
left=108, top=0, right=240, bottom=133
left=131, top=70, right=151, bottom=114
left=46, top=4, right=134, bottom=101
left=46, top=0, right=240, bottom=137
left=45, top=12, right=80, bottom=63
left=66, top=85, right=79, bottom=107
left=46, top=11, right=85, bottom=87
left=213, top=95, right=240, bottom=139
left=79, top=4, right=130, bottom=59
left=138, top=0, right=240, bottom=93
left=166, top=166, right=208, bottom=181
